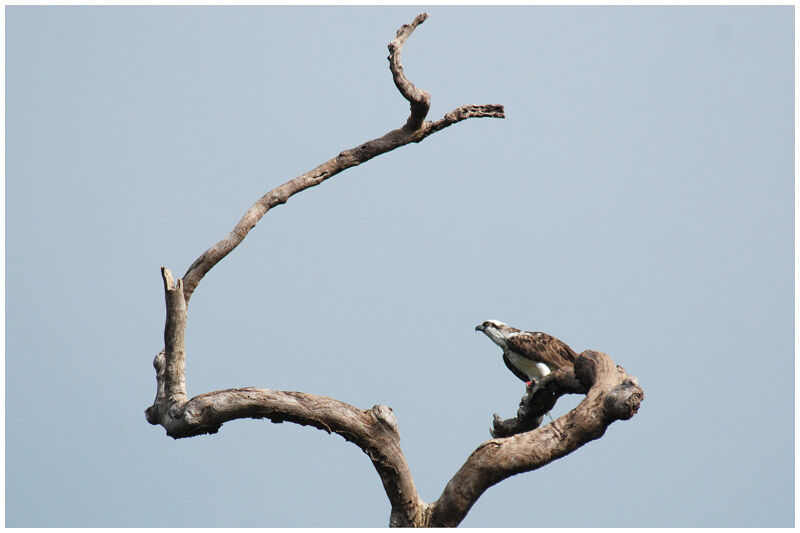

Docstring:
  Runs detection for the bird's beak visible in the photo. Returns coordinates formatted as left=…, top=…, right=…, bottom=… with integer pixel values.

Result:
left=475, top=324, right=484, bottom=332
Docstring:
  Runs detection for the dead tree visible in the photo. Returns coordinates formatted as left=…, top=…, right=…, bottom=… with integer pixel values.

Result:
left=145, top=13, right=644, bottom=527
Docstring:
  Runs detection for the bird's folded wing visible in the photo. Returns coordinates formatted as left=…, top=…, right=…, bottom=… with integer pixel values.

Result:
left=506, top=332, right=578, bottom=369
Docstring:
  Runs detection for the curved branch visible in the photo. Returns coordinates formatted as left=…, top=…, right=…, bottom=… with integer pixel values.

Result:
left=490, top=366, right=586, bottom=438
left=179, top=13, right=503, bottom=304
left=388, top=12, right=431, bottom=129
left=426, top=351, right=644, bottom=527
left=145, top=291, right=427, bottom=524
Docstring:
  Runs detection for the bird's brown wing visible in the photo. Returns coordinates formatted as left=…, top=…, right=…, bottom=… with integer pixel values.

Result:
left=502, top=352, right=531, bottom=383
left=506, top=332, right=577, bottom=370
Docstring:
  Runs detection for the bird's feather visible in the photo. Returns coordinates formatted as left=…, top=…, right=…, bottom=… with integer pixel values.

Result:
left=505, top=331, right=577, bottom=370
left=503, top=352, right=531, bottom=382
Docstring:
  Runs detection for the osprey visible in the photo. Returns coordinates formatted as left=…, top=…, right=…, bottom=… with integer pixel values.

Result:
left=475, top=320, right=577, bottom=387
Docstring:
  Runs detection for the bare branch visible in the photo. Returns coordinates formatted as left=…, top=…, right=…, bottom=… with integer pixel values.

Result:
left=179, top=13, right=503, bottom=304
left=388, top=12, right=431, bottom=130
left=146, top=371, right=428, bottom=525
left=145, top=268, right=188, bottom=428
left=148, top=266, right=427, bottom=522
left=491, top=366, right=586, bottom=438
left=426, top=351, right=644, bottom=527
left=427, top=104, right=506, bottom=135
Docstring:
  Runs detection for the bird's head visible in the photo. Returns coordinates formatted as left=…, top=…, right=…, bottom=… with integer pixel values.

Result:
left=475, top=319, right=514, bottom=347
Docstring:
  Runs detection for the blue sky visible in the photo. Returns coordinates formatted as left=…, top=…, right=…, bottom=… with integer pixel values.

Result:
left=6, top=5, right=794, bottom=527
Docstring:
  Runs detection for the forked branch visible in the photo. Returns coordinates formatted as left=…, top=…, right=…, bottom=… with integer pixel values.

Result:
left=146, top=13, right=643, bottom=527
left=428, top=351, right=643, bottom=527
left=179, top=12, right=503, bottom=304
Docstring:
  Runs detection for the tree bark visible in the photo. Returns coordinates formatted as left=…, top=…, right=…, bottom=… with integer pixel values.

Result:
left=428, top=351, right=643, bottom=527
left=177, top=12, right=502, bottom=305
left=146, top=13, right=643, bottom=527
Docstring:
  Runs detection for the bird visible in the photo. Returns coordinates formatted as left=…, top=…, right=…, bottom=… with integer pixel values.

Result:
left=475, top=319, right=577, bottom=389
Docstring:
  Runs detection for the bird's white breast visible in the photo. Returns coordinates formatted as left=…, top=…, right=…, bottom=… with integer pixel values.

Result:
left=507, top=351, right=552, bottom=381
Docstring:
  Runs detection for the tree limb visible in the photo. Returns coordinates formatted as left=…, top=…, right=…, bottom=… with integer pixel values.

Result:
left=426, top=351, right=644, bottom=527
left=490, top=366, right=586, bottom=438
left=146, top=13, right=644, bottom=528
left=388, top=12, right=431, bottom=130
left=179, top=12, right=503, bottom=304
left=147, top=341, right=427, bottom=525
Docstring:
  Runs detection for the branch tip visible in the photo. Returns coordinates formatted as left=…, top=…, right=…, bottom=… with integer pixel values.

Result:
left=161, top=267, right=175, bottom=291
left=394, top=12, right=429, bottom=41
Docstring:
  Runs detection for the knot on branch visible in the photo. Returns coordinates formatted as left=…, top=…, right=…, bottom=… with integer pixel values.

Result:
left=152, top=348, right=166, bottom=372
left=145, top=405, right=159, bottom=425
left=145, top=350, right=168, bottom=425
left=372, top=404, right=401, bottom=440
left=603, top=379, right=644, bottom=421
left=574, top=351, right=603, bottom=389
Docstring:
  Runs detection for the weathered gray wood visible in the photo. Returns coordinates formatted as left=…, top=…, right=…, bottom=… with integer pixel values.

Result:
left=388, top=12, right=431, bottom=130
left=146, top=13, right=643, bottom=527
left=427, top=351, right=643, bottom=527
left=145, top=268, right=188, bottom=431
left=149, top=375, right=427, bottom=525
left=491, top=365, right=587, bottom=438
left=178, top=12, right=503, bottom=305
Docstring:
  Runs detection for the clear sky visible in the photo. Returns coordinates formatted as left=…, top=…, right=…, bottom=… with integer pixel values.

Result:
left=6, top=5, right=794, bottom=527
